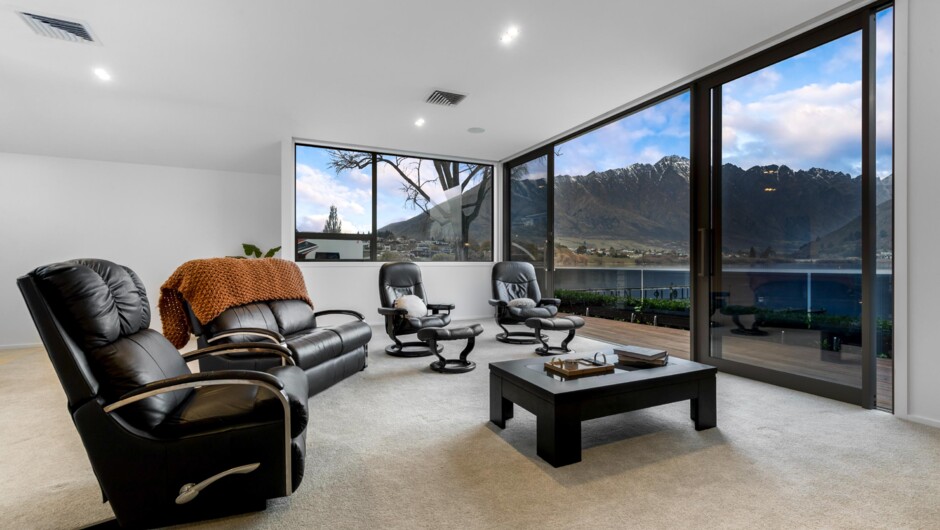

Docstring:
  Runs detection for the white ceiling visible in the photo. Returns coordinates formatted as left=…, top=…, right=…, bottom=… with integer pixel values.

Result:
left=0, top=0, right=860, bottom=175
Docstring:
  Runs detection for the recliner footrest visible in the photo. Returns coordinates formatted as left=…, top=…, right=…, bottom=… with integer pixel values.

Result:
left=524, top=316, right=585, bottom=331
left=524, top=316, right=585, bottom=356
left=416, top=324, right=483, bottom=373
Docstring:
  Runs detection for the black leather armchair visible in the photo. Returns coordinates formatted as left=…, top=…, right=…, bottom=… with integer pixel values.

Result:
left=17, top=259, right=308, bottom=528
left=184, top=298, right=371, bottom=398
left=378, top=261, right=454, bottom=357
left=489, top=261, right=561, bottom=344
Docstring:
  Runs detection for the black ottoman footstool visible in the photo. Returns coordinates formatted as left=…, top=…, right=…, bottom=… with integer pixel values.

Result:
left=524, top=316, right=585, bottom=356
left=416, top=324, right=483, bottom=373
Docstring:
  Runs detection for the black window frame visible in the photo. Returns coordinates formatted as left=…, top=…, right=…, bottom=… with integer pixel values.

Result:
left=294, top=141, right=495, bottom=263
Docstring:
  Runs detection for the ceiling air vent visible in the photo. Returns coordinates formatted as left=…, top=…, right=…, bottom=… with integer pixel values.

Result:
left=426, top=90, right=467, bottom=107
left=18, top=12, right=98, bottom=44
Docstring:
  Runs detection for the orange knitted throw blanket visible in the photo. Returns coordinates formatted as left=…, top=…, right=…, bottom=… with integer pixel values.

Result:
left=159, top=257, right=312, bottom=348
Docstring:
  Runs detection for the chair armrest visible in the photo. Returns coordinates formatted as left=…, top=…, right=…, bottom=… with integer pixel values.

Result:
left=103, top=369, right=296, bottom=496
left=539, top=298, right=561, bottom=307
left=427, top=303, right=455, bottom=315
left=378, top=307, right=407, bottom=316
left=314, top=309, right=365, bottom=321
left=488, top=299, right=507, bottom=307
left=182, top=342, right=296, bottom=366
left=207, top=328, right=285, bottom=345
left=104, top=370, right=285, bottom=414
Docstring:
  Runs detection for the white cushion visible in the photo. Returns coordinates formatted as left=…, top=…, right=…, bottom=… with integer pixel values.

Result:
left=394, top=294, right=427, bottom=318
left=507, top=297, right=536, bottom=308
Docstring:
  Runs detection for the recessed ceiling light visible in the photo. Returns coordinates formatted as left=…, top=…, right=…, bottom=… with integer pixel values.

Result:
left=467, top=127, right=485, bottom=134
left=414, top=118, right=426, bottom=127
left=500, top=25, right=520, bottom=44
left=93, top=68, right=111, bottom=81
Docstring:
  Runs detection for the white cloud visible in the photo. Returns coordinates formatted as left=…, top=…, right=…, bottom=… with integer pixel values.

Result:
left=295, top=163, right=371, bottom=232
left=722, top=81, right=863, bottom=173
left=297, top=214, right=365, bottom=234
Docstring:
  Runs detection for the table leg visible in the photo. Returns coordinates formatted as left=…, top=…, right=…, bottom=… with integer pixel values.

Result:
left=691, top=375, right=717, bottom=430
left=489, top=373, right=513, bottom=428
left=536, top=402, right=581, bottom=467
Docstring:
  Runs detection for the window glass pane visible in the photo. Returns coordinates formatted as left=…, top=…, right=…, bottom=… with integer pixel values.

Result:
left=459, top=163, right=495, bottom=261
left=712, top=30, right=865, bottom=389
left=295, top=145, right=372, bottom=235
left=875, top=6, right=894, bottom=410
left=508, top=155, right=548, bottom=265
left=295, top=144, right=492, bottom=263
left=376, top=156, right=492, bottom=262
left=553, top=91, right=691, bottom=324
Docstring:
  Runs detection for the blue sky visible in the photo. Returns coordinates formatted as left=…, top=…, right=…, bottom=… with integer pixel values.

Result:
left=555, top=91, right=690, bottom=177
left=297, top=146, right=488, bottom=233
left=295, top=145, right=373, bottom=234
left=554, top=7, right=893, bottom=179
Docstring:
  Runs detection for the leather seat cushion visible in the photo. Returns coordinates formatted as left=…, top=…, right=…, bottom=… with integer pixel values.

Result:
left=157, top=365, right=308, bottom=438
left=417, top=323, right=483, bottom=341
left=204, top=303, right=279, bottom=343
left=404, top=313, right=451, bottom=329
left=323, top=320, right=372, bottom=352
left=91, top=329, right=192, bottom=430
left=285, top=328, right=345, bottom=369
left=507, top=305, right=558, bottom=319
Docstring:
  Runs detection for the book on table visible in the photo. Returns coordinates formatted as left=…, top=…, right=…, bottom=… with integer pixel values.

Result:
left=613, top=345, right=669, bottom=367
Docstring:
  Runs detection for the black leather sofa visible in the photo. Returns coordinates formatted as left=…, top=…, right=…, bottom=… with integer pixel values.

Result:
left=186, top=298, right=371, bottom=397
left=17, top=259, right=307, bottom=528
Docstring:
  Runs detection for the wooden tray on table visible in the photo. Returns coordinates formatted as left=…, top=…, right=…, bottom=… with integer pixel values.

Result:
left=544, top=358, right=615, bottom=379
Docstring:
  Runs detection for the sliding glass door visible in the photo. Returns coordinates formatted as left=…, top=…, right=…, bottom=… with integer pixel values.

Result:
left=692, top=7, right=892, bottom=408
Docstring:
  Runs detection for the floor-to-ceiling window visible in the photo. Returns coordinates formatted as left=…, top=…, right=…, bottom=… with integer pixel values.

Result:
left=874, top=6, right=894, bottom=410
left=692, top=4, right=892, bottom=408
left=506, top=2, right=892, bottom=409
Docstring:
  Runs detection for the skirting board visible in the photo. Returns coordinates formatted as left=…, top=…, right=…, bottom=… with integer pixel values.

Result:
left=904, top=414, right=940, bottom=430
left=0, top=343, right=42, bottom=351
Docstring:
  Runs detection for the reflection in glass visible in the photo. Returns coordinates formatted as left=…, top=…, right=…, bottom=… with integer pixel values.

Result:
left=374, top=156, right=492, bottom=262
left=508, top=156, right=548, bottom=267
left=296, top=238, right=370, bottom=260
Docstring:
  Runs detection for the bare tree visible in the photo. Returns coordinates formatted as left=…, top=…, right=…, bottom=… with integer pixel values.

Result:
left=328, top=151, right=491, bottom=259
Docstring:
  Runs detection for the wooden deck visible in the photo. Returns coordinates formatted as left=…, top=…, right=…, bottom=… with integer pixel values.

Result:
left=571, top=314, right=893, bottom=411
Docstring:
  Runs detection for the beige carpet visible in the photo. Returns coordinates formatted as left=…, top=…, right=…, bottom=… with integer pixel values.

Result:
left=2, top=321, right=939, bottom=529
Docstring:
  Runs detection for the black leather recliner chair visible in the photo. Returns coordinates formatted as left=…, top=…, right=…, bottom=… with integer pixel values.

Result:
left=489, top=261, right=561, bottom=344
left=183, top=298, right=371, bottom=398
left=17, top=259, right=308, bottom=528
left=377, top=262, right=454, bottom=357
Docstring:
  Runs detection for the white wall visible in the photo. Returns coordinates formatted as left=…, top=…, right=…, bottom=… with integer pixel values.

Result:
left=904, top=0, right=940, bottom=426
left=0, top=152, right=280, bottom=348
left=297, top=262, right=494, bottom=327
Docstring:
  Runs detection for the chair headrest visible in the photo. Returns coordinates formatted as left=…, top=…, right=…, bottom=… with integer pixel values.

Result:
left=33, top=259, right=151, bottom=350
left=378, top=262, right=426, bottom=307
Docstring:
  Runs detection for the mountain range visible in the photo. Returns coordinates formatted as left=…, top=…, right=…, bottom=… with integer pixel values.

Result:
left=379, top=179, right=493, bottom=244
left=510, top=155, right=891, bottom=258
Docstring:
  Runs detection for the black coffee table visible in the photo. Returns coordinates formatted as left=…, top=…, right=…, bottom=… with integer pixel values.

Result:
left=489, top=350, right=717, bottom=467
